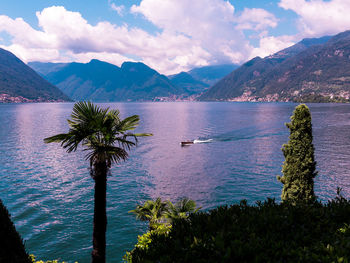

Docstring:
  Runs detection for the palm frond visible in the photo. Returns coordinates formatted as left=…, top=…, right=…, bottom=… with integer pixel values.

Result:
left=44, top=101, right=152, bottom=170
left=129, top=198, right=170, bottom=225
left=85, top=145, right=129, bottom=165
left=116, top=115, right=140, bottom=132
left=165, top=198, right=201, bottom=221
left=71, top=101, right=108, bottom=122
left=115, top=136, right=137, bottom=150
left=175, top=198, right=197, bottom=213
left=107, top=109, right=121, bottom=122
left=44, top=133, right=71, bottom=144
left=133, top=133, right=153, bottom=137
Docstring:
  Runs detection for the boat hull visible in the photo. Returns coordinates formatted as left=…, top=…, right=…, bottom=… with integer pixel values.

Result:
left=181, top=141, right=194, bottom=146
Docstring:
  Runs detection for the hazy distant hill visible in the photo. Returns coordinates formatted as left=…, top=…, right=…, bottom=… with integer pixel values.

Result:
left=28, top=62, right=68, bottom=76
left=198, top=33, right=350, bottom=102
left=168, top=72, right=209, bottom=94
left=30, top=60, right=188, bottom=101
left=168, top=64, right=238, bottom=94
left=0, top=48, right=70, bottom=102
left=188, top=64, right=239, bottom=86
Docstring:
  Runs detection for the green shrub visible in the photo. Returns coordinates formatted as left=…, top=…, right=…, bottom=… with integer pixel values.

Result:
left=126, top=197, right=350, bottom=262
left=0, top=199, right=31, bottom=263
left=124, top=224, right=171, bottom=262
left=29, top=255, right=77, bottom=263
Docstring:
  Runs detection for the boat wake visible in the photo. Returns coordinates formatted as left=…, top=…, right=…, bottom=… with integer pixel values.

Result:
left=192, top=127, right=286, bottom=145
left=193, top=139, right=213, bottom=144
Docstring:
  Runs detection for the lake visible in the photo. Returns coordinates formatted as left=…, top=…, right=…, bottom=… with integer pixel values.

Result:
left=1, top=102, right=350, bottom=262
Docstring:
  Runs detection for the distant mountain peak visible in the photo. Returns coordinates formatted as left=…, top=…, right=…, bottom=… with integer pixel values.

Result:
left=187, top=63, right=239, bottom=86
left=121, top=61, right=150, bottom=69
left=299, top=35, right=332, bottom=46
left=88, top=59, right=104, bottom=64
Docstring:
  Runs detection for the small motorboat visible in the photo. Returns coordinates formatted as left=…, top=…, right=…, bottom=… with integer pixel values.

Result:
left=181, top=141, right=194, bottom=146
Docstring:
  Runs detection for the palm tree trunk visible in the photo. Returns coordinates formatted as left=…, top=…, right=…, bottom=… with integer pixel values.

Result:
left=91, top=162, right=108, bottom=263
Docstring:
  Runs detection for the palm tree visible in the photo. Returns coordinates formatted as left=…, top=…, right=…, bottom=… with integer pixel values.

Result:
left=129, top=198, right=201, bottom=228
left=44, top=102, right=151, bottom=263
left=129, top=197, right=169, bottom=229
left=165, top=198, right=201, bottom=221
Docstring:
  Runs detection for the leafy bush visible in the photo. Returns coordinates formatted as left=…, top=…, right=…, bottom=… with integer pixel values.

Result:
left=29, top=255, right=77, bottom=263
left=127, top=197, right=350, bottom=262
left=0, top=199, right=31, bottom=263
left=124, top=224, right=171, bottom=262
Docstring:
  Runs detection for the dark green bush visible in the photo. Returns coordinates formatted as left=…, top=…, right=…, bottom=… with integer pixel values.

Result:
left=124, top=224, right=172, bottom=262
left=29, top=255, right=76, bottom=263
left=0, top=199, right=31, bottom=263
left=127, top=197, right=350, bottom=262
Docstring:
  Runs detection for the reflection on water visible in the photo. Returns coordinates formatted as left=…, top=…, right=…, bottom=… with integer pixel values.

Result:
left=137, top=102, right=217, bottom=203
left=311, top=104, right=350, bottom=199
left=0, top=102, right=350, bottom=262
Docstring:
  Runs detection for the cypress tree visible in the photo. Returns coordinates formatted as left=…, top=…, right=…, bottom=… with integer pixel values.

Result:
left=0, top=199, right=31, bottom=263
left=277, top=104, right=317, bottom=203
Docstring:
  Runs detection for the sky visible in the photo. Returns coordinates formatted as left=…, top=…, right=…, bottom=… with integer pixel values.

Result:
left=0, top=0, right=349, bottom=74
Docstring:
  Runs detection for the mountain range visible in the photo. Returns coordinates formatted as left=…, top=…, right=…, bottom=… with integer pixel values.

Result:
left=199, top=32, right=350, bottom=102
left=30, top=60, right=190, bottom=101
left=30, top=61, right=239, bottom=101
left=0, top=48, right=70, bottom=103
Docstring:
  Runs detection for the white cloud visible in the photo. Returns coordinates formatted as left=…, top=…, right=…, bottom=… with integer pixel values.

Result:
left=109, top=1, right=125, bottom=16
left=279, top=0, right=350, bottom=37
left=0, top=16, right=55, bottom=48
left=66, top=51, right=133, bottom=65
left=131, top=0, right=250, bottom=65
left=0, top=6, right=220, bottom=73
left=236, top=8, right=278, bottom=31
left=131, top=0, right=235, bottom=35
left=0, top=43, right=60, bottom=62
left=0, top=3, right=286, bottom=74
left=250, top=35, right=296, bottom=58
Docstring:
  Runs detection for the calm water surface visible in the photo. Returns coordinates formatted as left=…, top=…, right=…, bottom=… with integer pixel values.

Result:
left=1, top=102, right=350, bottom=262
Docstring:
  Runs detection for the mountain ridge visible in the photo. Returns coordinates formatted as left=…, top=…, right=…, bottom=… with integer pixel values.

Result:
left=0, top=48, right=70, bottom=103
left=30, top=59, right=188, bottom=101
left=199, top=32, right=349, bottom=102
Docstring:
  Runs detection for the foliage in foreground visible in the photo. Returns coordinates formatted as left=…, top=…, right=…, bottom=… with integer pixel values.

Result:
left=125, top=198, right=200, bottom=261
left=129, top=197, right=200, bottom=230
left=0, top=199, right=31, bottom=263
left=126, top=196, right=350, bottom=263
left=278, top=104, right=317, bottom=203
left=123, top=224, right=172, bottom=262
left=30, top=255, right=77, bottom=263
